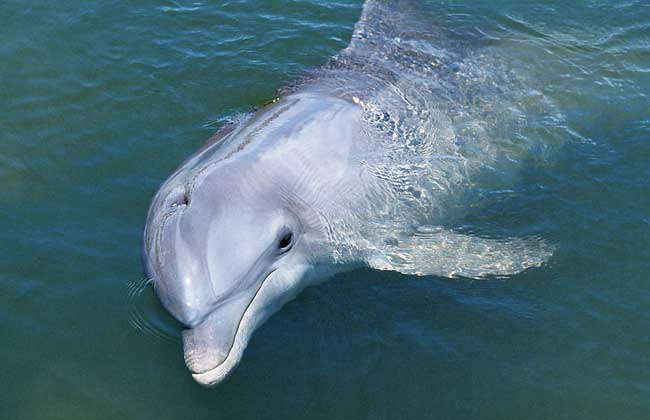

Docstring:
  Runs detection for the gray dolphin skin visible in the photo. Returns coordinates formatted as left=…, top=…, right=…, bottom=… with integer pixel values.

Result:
left=143, top=0, right=554, bottom=386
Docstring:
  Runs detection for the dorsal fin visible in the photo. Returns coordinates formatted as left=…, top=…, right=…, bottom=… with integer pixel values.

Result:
left=331, top=0, right=455, bottom=86
left=347, top=0, right=424, bottom=51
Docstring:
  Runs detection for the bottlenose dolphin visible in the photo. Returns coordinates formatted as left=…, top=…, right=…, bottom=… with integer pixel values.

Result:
left=143, top=0, right=553, bottom=386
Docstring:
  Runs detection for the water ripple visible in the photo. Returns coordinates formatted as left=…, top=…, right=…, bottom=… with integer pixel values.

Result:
left=127, top=277, right=181, bottom=345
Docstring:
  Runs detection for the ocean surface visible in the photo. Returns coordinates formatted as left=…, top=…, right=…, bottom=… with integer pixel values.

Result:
left=1, top=0, right=649, bottom=419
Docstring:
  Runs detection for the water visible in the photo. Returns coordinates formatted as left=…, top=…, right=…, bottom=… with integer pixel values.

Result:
left=1, top=0, right=649, bottom=418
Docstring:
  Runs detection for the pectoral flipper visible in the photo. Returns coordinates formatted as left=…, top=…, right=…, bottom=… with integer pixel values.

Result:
left=368, top=227, right=552, bottom=279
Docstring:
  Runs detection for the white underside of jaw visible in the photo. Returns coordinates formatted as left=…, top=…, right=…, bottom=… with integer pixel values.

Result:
left=189, top=290, right=261, bottom=386
left=189, top=264, right=316, bottom=386
left=191, top=333, right=245, bottom=386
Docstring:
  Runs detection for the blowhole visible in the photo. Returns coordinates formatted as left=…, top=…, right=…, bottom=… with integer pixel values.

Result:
left=170, top=186, right=190, bottom=208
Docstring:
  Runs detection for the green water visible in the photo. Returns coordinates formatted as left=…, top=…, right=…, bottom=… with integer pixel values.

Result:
left=1, top=1, right=649, bottom=419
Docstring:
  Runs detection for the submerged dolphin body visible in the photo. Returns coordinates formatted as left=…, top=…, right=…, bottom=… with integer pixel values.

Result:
left=143, top=0, right=553, bottom=386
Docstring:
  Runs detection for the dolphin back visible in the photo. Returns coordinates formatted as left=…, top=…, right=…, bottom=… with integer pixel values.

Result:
left=305, top=0, right=560, bottom=276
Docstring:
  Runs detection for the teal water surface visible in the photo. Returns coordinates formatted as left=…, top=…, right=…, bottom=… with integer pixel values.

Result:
left=1, top=1, right=649, bottom=419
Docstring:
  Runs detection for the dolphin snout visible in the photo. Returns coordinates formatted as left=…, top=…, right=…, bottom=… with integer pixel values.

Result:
left=182, top=315, right=229, bottom=373
left=181, top=292, right=253, bottom=376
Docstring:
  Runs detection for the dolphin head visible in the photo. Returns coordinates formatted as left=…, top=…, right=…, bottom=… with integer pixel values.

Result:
left=143, top=158, right=317, bottom=386
left=143, top=92, right=362, bottom=385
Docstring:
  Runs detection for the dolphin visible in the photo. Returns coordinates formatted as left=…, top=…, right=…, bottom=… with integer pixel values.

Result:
left=143, top=0, right=553, bottom=386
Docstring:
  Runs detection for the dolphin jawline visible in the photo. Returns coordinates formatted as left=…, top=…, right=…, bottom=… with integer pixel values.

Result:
left=186, top=268, right=277, bottom=386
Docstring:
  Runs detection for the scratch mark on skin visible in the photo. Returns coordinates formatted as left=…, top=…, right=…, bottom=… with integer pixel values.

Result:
left=187, top=99, right=300, bottom=202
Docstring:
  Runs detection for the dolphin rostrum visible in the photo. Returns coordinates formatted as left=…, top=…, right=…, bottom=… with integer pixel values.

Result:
left=143, top=0, right=553, bottom=386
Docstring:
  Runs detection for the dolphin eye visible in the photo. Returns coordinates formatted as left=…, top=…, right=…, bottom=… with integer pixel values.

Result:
left=278, top=232, right=293, bottom=250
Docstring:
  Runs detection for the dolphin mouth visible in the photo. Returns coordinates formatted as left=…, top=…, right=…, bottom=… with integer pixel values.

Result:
left=181, top=269, right=276, bottom=386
